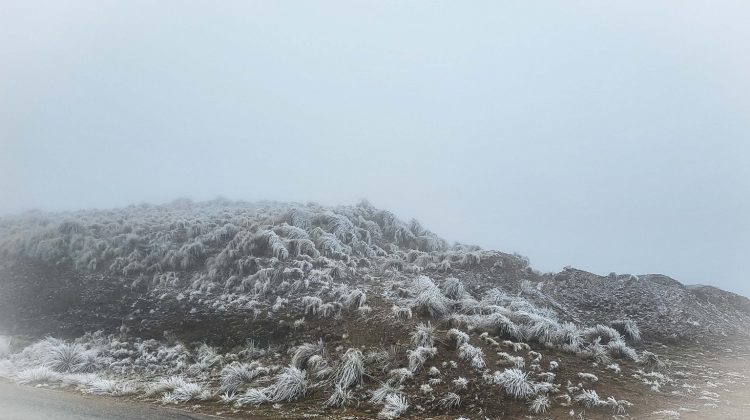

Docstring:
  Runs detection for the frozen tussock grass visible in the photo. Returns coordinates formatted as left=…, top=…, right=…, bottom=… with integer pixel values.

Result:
left=438, top=392, right=461, bottom=408
left=458, top=343, right=486, bottom=371
left=528, top=394, right=551, bottom=414
left=82, top=378, right=137, bottom=396
left=411, top=276, right=452, bottom=317
left=611, top=319, right=641, bottom=343
left=16, top=366, right=61, bottom=384
left=391, top=305, right=413, bottom=320
left=447, top=329, right=469, bottom=348
left=582, top=325, right=623, bottom=344
left=388, top=368, right=414, bottom=384
left=370, top=382, right=403, bottom=403
left=378, top=394, right=409, bottom=419
left=44, top=341, right=96, bottom=373
left=575, top=389, right=632, bottom=414
left=237, top=366, right=308, bottom=406
left=147, top=376, right=208, bottom=403
left=407, top=347, right=437, bottom=372
left=220, top=362, right=268, bottom=393
left=492, top=368, right=535, bottom=399
left=640, top=351, right=669, bottom=371
left=411, top=322, right=435, bottom=348
left=264, top=366, right=308, bottom=402
left=291, top=340, right=325, bottom=369
left=333, top=348, right=364, bottom=389
left=441, top=277, right=466, bottom=299
left=324, top=384, right=353, bottom=407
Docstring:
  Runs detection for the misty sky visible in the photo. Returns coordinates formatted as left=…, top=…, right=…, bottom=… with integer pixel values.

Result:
left=2, top=1, right=749, bottom=296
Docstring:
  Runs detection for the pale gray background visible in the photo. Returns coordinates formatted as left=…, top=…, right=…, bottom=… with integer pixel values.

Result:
left=2, top=1, right=748, bottom=296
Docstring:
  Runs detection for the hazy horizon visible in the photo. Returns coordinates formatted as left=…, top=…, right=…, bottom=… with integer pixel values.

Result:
left=2, top=1, right=749, bottom=297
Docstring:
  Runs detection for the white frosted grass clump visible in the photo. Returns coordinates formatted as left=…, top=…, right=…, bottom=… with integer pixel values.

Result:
left=607, top=339, right=639, bottom=361
left=378, top=394, right=409, bottom=419
left=46, top=341, right=96, bottom=373
left=407, top=347, right=437, bottom=372
left=220, top=362, right=268, bottom=393
left=411, top=322, right=435, bottom=348
left=370, top=383, right=402, bottom=403
left=411, top=276, right=452, bottom=317
left=441, top=277, right=466, bottom=299
left=291, top=340, right=325, bottom=369
left=235, top=388, right=269, bottom=406
left=611, top=319, right=642, bottom=343
left=582, top=325, right=623, bottom=344
left=82, top=378, right=137, bottom=396
left=161, top=381, right=207, bottom=403
left=324, top=384, right=353, bottom=407
left=528, top=394, right=551, bottom=414
left=458, top=343, right=486, bottom=371
left=447, top=329, right=469, bottom=348
left=391, top=305, right=413, bottom=320
left=265, top=366, right=308, bottom=402
left=388, top=368, right=414, bottom=384
left=301, top=296, right=323, bottom=315
left=16, top=366, right=61, bottom=384
left=332, top=348, right=364, bottom=389
left=438, top=392, right=461, bottom=408
left=640, top=351, right=668, bottom=371
left=575, top=388, right=604, bottom=408
left=240, top=366, right=307, bottom=405
left=452, top=376, right=468, bottom=390
left=492, top=368, right=535, bottom=399
left=342, top=289, right=367, bottom=309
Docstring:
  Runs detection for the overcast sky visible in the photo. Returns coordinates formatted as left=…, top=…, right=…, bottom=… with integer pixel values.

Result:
left=1, top=1, right=749, bottom=296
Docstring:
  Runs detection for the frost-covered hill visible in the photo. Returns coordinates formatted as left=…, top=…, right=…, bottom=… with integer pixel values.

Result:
left=0, top=199, right=748, bottom=419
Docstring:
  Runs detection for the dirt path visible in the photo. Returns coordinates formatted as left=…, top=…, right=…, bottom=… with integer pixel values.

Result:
left=0, top=381, right=220, bottom=420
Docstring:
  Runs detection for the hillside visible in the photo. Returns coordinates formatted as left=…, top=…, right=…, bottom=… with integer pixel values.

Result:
left=1, top=199, right=748, bottom=419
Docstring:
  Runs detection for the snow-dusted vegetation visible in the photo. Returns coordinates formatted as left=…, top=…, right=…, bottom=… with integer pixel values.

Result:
left=0, top=199, right=748, bottom=418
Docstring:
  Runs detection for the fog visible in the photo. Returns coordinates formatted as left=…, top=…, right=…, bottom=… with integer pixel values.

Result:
left=1, top=1, right=749, bottom=296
